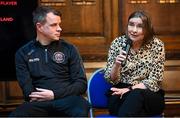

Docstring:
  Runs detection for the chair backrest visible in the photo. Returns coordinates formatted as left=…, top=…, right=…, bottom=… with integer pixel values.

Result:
left=88, top=68, right=112, bottom=108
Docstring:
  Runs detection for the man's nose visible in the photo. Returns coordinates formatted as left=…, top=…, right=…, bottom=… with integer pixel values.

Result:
left=57, top=26, right=62, bottom=32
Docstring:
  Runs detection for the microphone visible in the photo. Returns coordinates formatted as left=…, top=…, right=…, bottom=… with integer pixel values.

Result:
left=121, top=36, right=133, bottom=66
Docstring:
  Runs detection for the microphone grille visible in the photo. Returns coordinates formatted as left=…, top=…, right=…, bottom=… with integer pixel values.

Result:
left=126, top=37, right=133, bottom=46
left=126, top=36, right=132, bottom=46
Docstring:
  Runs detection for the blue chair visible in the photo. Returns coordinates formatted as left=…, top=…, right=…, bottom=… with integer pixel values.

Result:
left=87, top=68, right=116, bottom=118
left=87, top=68, right=163, bottom=118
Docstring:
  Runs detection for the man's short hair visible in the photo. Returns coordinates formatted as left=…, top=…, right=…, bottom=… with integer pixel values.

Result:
left=32, top=6, right=62, bottom=26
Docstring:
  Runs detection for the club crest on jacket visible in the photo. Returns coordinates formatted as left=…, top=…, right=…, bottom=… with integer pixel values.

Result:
left=53, top=52, right=65, bottom=63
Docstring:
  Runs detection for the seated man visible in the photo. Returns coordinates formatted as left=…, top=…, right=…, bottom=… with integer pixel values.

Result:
left=10, top=6, right=89, bottom=117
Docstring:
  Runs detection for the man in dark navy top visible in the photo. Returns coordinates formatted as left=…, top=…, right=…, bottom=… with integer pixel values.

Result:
left=9, top=6, right=89, bottom=117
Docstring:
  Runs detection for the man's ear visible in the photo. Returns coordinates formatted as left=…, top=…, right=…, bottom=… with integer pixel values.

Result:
left=36, top=23, right=43, bottom=32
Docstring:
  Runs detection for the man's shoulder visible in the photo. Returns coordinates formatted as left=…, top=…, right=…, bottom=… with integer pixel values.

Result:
left=59, top=39, right=77, bottom=49
left=16, top=40, right=35, bottom=55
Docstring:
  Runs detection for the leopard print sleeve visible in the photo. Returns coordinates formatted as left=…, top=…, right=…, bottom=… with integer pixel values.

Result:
left=142, top=37, right=165, bottom=92
left=104, top=36, right=126, bottom=84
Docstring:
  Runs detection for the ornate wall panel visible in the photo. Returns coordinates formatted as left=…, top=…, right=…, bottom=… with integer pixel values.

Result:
left=38, top=0, right=119, bottom=61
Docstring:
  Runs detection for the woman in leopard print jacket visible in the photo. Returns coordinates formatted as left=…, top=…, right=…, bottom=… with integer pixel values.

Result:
left=104, top=11, right=165, bottom=117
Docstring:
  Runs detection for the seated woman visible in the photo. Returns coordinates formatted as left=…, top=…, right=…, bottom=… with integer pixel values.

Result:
left=104, top=11, right=165, bottom=117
